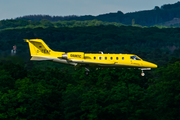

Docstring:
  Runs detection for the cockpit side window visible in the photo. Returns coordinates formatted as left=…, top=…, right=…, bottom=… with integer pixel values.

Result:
left=130, top=56, right=140, bottom=60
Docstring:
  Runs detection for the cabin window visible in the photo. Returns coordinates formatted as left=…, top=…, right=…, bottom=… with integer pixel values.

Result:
left=122, top=57, right=124, bottom=60
left=94, top=57, right=96, bottom=60
left=110, top=57, right=113, bottom=60
left=105, top=57, right=107, bottom=60
left=99, top=57, right=101, bottom=60
left=116, top=57, right=118, bottom=60
left=130, top=56, right=140, bottom=60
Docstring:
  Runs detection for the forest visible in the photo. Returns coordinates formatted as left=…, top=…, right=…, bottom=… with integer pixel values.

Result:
left=0, top=18, right=180, bottom=119
left=15, top=1, right=180, bottom=26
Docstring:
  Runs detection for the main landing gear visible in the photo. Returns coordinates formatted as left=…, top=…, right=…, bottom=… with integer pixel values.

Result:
left=85, top=67, right=90, bottom=76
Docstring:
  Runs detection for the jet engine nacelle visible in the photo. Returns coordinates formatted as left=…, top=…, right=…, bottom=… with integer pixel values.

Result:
left=62, top=52, right=84, bottom=59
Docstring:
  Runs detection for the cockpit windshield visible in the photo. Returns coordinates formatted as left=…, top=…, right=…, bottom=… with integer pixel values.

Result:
left=130, top=56, right=141, bottom=60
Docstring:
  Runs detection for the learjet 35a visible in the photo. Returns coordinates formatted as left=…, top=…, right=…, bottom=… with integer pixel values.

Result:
left=25, top=39, right=157, bottom=76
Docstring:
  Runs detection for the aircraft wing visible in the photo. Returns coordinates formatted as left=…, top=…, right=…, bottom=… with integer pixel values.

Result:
left=68, top=59, right=115, bottom=65
left=30, top=55, right=55, bottom=61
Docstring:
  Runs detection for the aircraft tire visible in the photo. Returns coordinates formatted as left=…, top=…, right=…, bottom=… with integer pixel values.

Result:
left=141, top=72, right=145, bottom=76
left=85, top=71, right=89, bottom=76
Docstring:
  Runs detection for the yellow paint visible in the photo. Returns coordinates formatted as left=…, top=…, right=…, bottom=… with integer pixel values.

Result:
left=25, top=39, right=157, bottom=69
left=24, top=39, right=65, bottom=58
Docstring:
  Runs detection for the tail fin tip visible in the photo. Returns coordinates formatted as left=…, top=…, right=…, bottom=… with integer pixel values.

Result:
left=24, top=39, right=29, bottom=42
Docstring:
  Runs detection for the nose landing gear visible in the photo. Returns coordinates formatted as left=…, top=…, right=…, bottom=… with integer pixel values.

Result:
left=139, top=68, right=151, bottom=76
left=141, top=70, right=145, bottom=76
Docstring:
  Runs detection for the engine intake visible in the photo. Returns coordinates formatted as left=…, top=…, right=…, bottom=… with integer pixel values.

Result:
left=62, top=54, right=67, bottom=59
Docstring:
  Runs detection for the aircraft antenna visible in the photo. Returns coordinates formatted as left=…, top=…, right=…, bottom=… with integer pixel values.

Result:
left=99, top=51, right=103, bottom=54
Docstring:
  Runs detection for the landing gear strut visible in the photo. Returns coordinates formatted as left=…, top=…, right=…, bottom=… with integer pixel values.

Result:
left=139, top=68, right=151, bottom=76
left=141, top=70, right=145, bottom=76
left=85, top=67, right=90, bottom=76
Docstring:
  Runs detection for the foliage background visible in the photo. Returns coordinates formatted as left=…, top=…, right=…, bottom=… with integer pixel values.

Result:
left=1, top=4, right=180, bottom=118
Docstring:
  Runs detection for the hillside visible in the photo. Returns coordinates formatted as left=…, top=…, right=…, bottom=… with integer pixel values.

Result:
left=16, top=1, right=180, bottom=26
left=158, top=18, right=180, bottom=27
left=0, top=23, right=180, bottom=67
left=1, top=19, right=180, bottom=119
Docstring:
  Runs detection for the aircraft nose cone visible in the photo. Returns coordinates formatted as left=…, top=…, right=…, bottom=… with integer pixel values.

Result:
left=143, top=61, right=157, bottom=68
left=151, top=63, right=157, bottom=68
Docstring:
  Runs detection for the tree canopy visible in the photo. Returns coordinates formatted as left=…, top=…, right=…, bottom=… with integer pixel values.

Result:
left=0, top=18, right=180, bottom=119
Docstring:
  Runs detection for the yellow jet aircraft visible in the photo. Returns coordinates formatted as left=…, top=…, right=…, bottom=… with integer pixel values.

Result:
left=25, top=39, right=157, bottom=76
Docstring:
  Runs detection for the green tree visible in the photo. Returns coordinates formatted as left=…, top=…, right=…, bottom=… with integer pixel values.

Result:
left=40, top=19, right=54, bottom=27
left=64, top=68, right=149, bottom=120
left=148, top=61, right=180, bottom=119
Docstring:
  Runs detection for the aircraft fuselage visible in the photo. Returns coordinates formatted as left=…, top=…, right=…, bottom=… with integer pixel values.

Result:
left=25, top=39, right=157, bottom=76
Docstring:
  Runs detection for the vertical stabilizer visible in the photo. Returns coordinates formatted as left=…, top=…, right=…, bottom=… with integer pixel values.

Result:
left=24, top=39, right=65, bottom=60
left=25, top=39, right=52, bottom=56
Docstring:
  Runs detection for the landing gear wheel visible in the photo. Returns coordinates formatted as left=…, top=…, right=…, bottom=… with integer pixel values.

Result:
left=141, top=72, right=145, bottom=76
left=85, top=71, right=89, bottom=76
